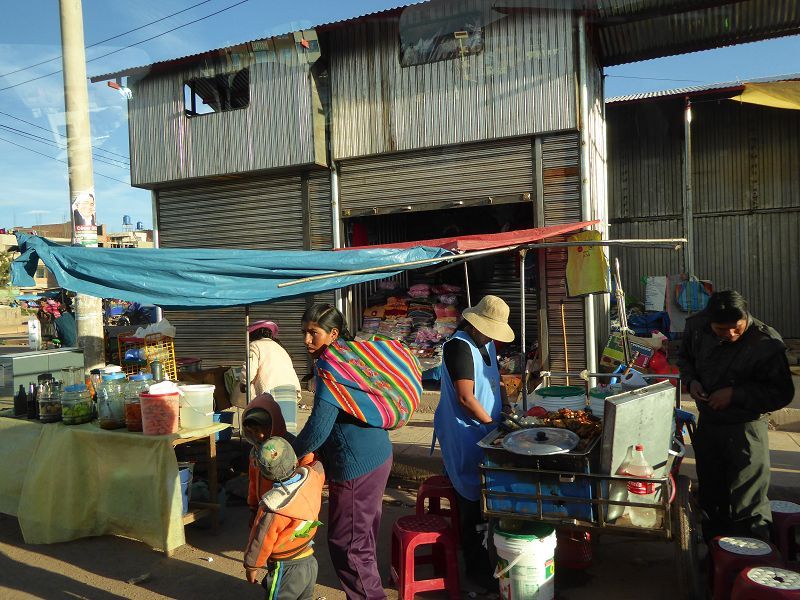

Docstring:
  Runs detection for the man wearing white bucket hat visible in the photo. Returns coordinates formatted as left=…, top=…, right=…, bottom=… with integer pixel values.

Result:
left=433, top=295, right=514, bottom=590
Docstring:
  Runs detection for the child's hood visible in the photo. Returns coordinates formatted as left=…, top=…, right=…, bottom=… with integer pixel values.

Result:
left=242, top=393, right=287, bottom=438
left=263, top=461, right=325, bottom=522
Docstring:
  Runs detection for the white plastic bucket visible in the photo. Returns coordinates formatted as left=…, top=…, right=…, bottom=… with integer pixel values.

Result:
left=494, top=525, right=557, bottom=600
left=178, top=384, right=215, bottom=430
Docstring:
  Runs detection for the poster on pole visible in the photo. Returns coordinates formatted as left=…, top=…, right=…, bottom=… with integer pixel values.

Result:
left=71, top=189, right=97, bottom=247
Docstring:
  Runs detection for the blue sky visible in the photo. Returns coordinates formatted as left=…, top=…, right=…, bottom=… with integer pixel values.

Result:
left=0, top=1, right=798, bottom=232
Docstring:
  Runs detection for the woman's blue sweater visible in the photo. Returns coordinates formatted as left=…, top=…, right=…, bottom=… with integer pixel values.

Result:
left=292, top=395, right=392, bottom=482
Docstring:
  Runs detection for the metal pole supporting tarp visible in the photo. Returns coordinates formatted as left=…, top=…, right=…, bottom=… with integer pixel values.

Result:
left=463, top=262, right=472, bottom=307
left=519, top=248, right=528, bottom=412
left=277, top=245, right=515, bottom=288
left=242, top=305, right=250, bottom=436
left=523, top=239, right=686, bottom=250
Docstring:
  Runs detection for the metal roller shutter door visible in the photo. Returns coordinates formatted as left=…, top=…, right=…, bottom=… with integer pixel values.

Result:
left=540, top=132, right=586, bottom=375
left=339, top=138, right=538, bottom=345
left=156, top=171, right=331, bottom=373
left=338, top=137, right=535, bottom=216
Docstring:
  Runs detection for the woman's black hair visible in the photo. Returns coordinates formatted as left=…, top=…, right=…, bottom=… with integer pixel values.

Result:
left=249, top=327, right=273, bottom=342
left=250, top=326, right=286, bottom=348
left=301, top=303, right=353, bottom=340
left=706, top=290, right=748, bottom=323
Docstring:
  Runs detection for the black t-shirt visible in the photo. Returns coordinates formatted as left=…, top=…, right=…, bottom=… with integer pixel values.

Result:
left=443, top=338, right=491, bottom=381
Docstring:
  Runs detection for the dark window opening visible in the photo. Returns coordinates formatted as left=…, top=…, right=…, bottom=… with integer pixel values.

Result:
left=183, top=68, right=250, bottom=117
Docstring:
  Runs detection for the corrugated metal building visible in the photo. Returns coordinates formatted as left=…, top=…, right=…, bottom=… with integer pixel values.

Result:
left=91, top=0, right=800, bottom=372
left=607, top=77, right=800, bottom=337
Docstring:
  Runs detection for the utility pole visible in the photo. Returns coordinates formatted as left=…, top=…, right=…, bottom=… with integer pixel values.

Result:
left=60, top=0, right=105, bottom=370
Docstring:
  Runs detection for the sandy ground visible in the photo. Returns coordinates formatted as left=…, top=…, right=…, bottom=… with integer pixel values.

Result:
left=0, top=486, right=684, bottom=600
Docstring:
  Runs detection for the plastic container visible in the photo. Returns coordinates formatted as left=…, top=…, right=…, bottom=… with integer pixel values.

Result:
left=97, top=372, right=127, bottom=430
left=177, top=384, right=215, bottom=430
left=178, top=467, right=192, bottom=515
left=124, top=373, right=152, bottom=432
left=271, top=386, right=298, bottom=433
left=528, top=385, right=587, bottom=412
left=213, top=411, right=235, bottom=442
left=38, top=380, right=63, bottom=423
left=626, top=444, right=657, bottom=528
left=61, top=384, right=94, bottom=425
left=139, top=392, right=180, bottom=435
left=494, top=523, right=557, bottom=600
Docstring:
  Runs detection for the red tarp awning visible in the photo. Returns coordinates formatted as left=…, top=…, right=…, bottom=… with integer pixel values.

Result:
left=344, top=221, right=599, bottom=253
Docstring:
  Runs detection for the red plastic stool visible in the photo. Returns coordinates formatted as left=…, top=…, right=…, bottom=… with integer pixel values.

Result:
left=731, top=566, right=800, bottom=599
left=416, top=475, right=461, bottom=544
left=390, top=514, right=461, bottom=600
left=772, top=501, right=800, bottom=565
left=711, top=536, right=784, bottom=600
left=555, top=529, right=593, bottom=570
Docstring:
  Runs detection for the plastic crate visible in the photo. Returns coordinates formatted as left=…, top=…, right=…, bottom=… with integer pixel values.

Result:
left=118, top=333, right=177, bottom=380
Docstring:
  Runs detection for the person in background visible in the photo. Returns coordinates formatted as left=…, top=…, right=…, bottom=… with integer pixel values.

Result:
left=242, top=394, right=315, bottom=527
left=241, top=320, right=301, bottom=399
left=292, top=304, right=392, bottom=600
left=434, top=294, right=514, bottom=591
left=678, top=290, right=794, bottom=542
left=243, top=436, right=324, bottom=600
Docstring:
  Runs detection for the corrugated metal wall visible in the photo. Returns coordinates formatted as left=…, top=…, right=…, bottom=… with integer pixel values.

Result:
left=155, top=170, right=332, bottom=372
left=129, top=58, right=325, bottom=187
left=338, top=137, right=535, bottom=216
left=540, top=132, right=587, bottom=373
left=328, top=4, right=576, bottom=160
left=608, top=100, right=800, bottom=337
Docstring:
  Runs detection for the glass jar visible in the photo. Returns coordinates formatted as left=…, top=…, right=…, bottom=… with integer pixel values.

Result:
left=61, top=384, right=94, bottom=425
left=38, top=380, right=63, bottom=423
left=124, top=373, right=152, bottom=432
left=97, top=372, right=127, bottom=429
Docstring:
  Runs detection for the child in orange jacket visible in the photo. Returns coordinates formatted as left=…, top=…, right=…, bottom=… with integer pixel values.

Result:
left=244, top=437, right=324, bottom=600
left=242, top=393, right=314, bottom=526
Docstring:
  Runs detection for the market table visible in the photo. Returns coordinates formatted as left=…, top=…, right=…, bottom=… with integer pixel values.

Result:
left=0, top=415, right=229, bottom=555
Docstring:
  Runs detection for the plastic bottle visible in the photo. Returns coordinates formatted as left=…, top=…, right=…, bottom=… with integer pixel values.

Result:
left=27, top=318, right=41, bottom=350
left=626, top=444, right=657, bottom=528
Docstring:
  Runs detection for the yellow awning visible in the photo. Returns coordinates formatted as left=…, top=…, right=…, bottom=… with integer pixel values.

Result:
left=730, top=81, right=800, bottom=111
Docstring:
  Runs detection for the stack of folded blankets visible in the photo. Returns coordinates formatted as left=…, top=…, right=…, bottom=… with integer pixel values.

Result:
left=355, top=284, right=464, bottom=373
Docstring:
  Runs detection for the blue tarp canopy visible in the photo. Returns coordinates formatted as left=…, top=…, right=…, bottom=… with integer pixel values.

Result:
left=11, top=234, right=452, bottom=310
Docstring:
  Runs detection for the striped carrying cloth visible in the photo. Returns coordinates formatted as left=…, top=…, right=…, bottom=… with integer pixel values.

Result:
left=315, top=339, right=422, bottom=430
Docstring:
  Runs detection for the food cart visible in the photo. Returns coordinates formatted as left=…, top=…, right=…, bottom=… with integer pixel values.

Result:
left=479, top=374, right=703, bottom=599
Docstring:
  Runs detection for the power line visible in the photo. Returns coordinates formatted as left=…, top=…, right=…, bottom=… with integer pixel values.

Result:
left=0, top=135, right=130, bottom=185
left=0, top=123, right=130, bottom=170
left=0, top=110, right=130, bottom=161
left=0, top=0, right=252, bottom=93
left=606, top=74, right=707, bottom=83
left=0, top=0, right=215, bottom=79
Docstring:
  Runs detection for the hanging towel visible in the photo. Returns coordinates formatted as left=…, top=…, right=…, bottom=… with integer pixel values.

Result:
left=566, top=230, right=609, bottom=296
left=315, top=339, right=422, bottom=430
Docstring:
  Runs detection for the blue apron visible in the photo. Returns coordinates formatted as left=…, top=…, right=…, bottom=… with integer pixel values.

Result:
left=433, top=330, right=501, bottom=501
